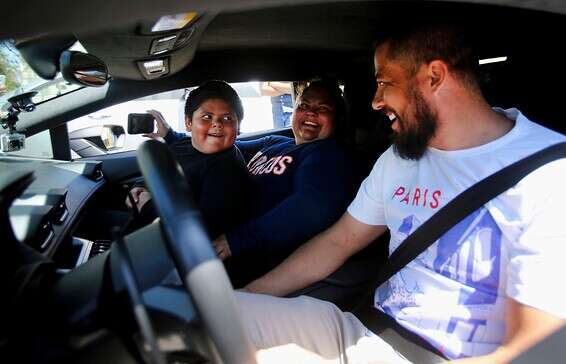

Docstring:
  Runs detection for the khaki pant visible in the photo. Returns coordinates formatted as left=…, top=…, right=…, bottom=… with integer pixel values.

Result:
left=235, top=292, right=412, bottom=364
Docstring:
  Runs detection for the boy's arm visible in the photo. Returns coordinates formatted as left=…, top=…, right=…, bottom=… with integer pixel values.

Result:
left=235, top=136, right=272, bottom=162
left=164, top=129, right=188, bottom=144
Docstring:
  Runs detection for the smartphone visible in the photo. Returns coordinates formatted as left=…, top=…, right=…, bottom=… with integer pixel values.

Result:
left=127, top=113, right=155, bottom=134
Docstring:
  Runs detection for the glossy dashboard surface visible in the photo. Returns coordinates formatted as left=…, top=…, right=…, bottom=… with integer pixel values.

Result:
left=2, top=156, right=105, bottom=258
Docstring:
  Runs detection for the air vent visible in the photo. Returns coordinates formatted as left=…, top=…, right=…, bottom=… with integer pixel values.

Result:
left=51, top=197, right=68, bottom=224
left=88, top=240, right=112, bottom=259
left=38, top=221, right=54, bottom=251
left=93, top=167, right=104, bottom=181
left=16, top=189, right=69, bottom=224
left=10, top=205, right=54, bottom=251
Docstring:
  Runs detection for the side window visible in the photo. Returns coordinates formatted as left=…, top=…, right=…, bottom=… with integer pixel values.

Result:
left=6, top=130, right=53, bottom=159
left=67, top=81, right=295, bottom=158
left=232, top=81, right=294, bottom=132
left=67, top=89, right=185, bottom=158
left=184, top=81, right=295, bottom=133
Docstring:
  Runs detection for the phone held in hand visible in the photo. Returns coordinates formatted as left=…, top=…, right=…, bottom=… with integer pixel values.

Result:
left=127, top=113, right=155, bottom=134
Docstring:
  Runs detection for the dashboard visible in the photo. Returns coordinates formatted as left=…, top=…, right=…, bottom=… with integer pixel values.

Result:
left=2, top=155, right=107, bottom=268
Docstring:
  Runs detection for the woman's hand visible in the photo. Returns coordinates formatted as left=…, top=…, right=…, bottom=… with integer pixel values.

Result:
left=212, top=234, right=232, bottom=260
left=143, top=109, right=171, bottom=139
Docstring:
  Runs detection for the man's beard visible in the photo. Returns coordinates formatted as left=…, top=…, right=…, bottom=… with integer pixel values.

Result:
left=391, top=89, right=438, bottom=160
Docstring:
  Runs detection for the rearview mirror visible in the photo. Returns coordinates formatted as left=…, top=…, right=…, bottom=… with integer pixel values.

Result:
left=60, top=51, right=109, bottom=87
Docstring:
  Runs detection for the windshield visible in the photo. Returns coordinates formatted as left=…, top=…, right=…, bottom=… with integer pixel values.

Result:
left=0, top=40, right=81, bottom=108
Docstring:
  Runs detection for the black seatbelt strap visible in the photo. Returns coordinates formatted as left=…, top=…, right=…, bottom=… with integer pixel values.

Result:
left=372, top=141, right=566, bottom=290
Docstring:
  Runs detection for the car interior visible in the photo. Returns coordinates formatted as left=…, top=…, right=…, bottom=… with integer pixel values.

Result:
left=1, top=0, right=565, bottom=363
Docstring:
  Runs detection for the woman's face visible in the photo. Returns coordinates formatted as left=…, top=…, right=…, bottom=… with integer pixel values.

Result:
left=186, top=98, right=239, bottom=154
left=292, top=85, right=336, bottom=145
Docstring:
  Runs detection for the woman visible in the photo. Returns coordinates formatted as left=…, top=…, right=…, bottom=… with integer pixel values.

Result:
left=126, top=80, right=250, bottom=239
left=162, top=79, right=358, bottom=285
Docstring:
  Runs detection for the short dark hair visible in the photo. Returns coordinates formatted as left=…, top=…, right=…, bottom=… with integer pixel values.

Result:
left=185, top=80, right=244, bottom=122
left=376, top=23, right=480, bottom=89
left=298, top=78, right=347, bottom=137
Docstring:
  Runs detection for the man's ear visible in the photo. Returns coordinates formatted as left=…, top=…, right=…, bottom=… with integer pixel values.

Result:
left=185, top=116, right=192, bottom=132
left=427, top=60, right=448, bottom=92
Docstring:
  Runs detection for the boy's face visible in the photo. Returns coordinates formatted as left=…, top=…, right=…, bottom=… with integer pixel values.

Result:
left=186, top=98, right=239, bottom=154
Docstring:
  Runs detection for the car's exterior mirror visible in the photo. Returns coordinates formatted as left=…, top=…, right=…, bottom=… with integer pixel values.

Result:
left=59, top=51, right=109, bottom=87
left=69, top=125, right=125, bottom=157
left=101, top=125, right=125, bottom=150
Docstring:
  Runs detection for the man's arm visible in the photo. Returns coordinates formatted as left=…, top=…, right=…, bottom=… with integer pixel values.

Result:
left=449, top=298, right=565, bottom=363
left=259, top=81, right=293, bottom=97
left=244, top=212, right=387, bottom=297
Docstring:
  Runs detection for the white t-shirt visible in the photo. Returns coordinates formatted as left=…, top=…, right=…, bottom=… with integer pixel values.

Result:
left=347, top=108, right=566, bottom=359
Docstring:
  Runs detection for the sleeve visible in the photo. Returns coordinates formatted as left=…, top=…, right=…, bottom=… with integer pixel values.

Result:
left=506, top=159, right=566, bottom=318
left=164, top=128, right=188, bottom=144
left=236, top=136, right=280, bottom=162
left=197, top=154, right=250, bottom=239
left=347, top=149, right=388, bottom=226
left=227, top=142, right=356, bottom=257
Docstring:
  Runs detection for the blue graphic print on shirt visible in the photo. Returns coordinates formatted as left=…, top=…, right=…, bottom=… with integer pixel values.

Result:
left=398, top=214, right=415, bottom=236
left=378, top=207, right=503, bottom=358
left=433, top=207, right=502, bottom=305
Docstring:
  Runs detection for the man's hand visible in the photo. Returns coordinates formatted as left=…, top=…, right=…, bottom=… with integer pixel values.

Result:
left=126, top=186, right=151, bottom=211
left=142, top=109, right=171, bottom=139
left=212, top=234, right=232, bottom=260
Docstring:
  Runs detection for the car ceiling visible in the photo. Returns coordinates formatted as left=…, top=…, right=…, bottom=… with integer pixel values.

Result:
left=4, top=1, right=368, bottom=44
left=6, top=0, right=566, bottom=135
left=3, top=0, right=566, bottom=41
left=5, top=0, right=566, bottom=81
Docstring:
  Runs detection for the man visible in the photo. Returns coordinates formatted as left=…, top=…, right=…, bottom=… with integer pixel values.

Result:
left=236, top=24, right=566, bottom=363
left=260, top=81, right=294, bottom=128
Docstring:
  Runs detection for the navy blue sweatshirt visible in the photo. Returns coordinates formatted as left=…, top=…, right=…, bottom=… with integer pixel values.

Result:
left=166, top=130, right=357, bottom=258
left=132, top=137, right=250, bottom=239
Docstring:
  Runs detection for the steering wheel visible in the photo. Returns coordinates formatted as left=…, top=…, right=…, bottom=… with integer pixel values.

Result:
left=136, top=140, right=256, bottom=364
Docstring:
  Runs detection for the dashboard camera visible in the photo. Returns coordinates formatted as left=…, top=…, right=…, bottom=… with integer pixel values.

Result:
left=0, top=92, right=37, bottom=153
left=1, top=132, right=25, bottom=152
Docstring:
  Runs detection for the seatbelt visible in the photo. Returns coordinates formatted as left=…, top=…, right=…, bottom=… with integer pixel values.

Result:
left=372, top=141, right=566, bottom=291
